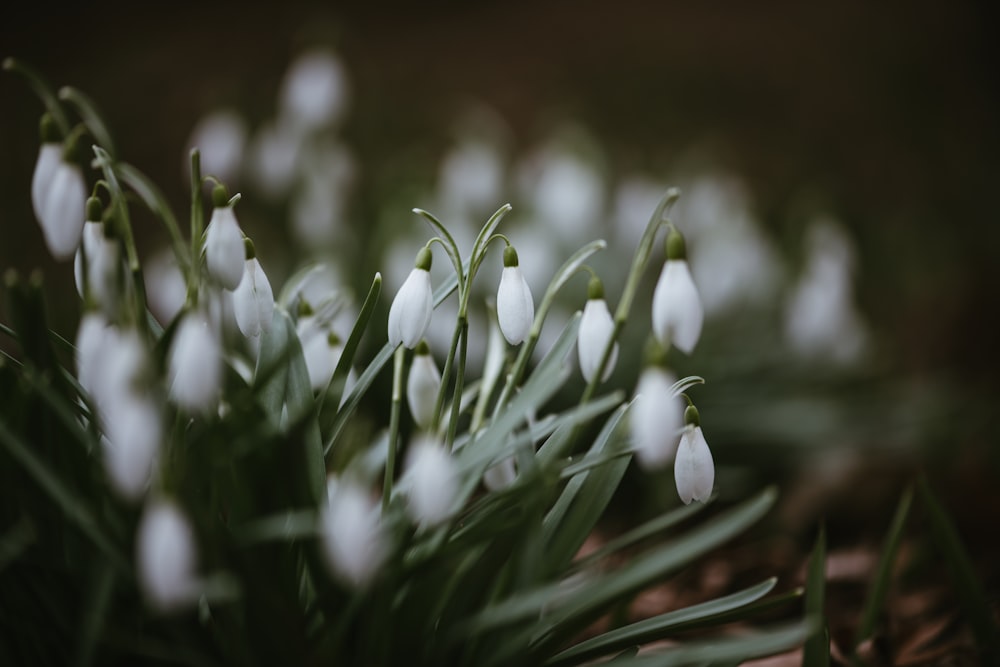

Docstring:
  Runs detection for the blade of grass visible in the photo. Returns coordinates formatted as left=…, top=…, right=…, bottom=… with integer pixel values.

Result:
left=802, top=524, right=829, bottom=667
left=854, top=484, right=912, bottom=649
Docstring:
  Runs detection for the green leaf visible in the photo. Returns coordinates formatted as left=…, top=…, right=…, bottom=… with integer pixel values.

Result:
left=531, top=487, right=779, bottom=656
left=234, top=509, right=319, bottom=544
left=115, top=162, right=187, bottom=269
left=918, top=477, right=1000, bottom=658
left=59, top=85, right=117, bottom=157
left=75, top=558, right=116, bottom=667
left=854, top=484, right=912, bottom=648
left=802, top=524, right=829, bottom=667
left=3, top=57, right=71, bottom=135
left=547, top=578, right=778, bottom=666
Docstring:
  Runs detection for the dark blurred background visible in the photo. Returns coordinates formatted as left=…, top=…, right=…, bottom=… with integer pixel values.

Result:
left=2, top=1, right=998, bottom=544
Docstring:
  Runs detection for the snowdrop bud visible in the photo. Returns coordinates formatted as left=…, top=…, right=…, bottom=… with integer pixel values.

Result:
left=76, top=312, right=109, bottom=397
left=407, top=340, right=441, bottom=429
left=31, top=114, right=62, bottom=221
left=204, top=186, right=245, bottom=290
left=674, top=405, right=714, bottom=505
left=577, top=277, right=618, bottom=383
left=631, top=366, right=683, bottom=469
left=281, top=50, right=349, bottom=129
left=136, top=499, right=198, bottom=611
left=74, top=198, right=121, bottom=312
left=321, top=478, right=384, bottom=586
left=232, top=239, right=274, bottom=339
left=102, top=397, right=161, bottom=501
left=167, top=314, right=222, bottom=411
left=652, top=227, right=703, bottom=354
left=388, top=248, right=433, bottom=349
left=496, top=245, right=534, bottom=345
left=404, top=438, right=457, bottom=525
left=483, top=455, right=517, bottom=491
left=35, top=135, right=86, bottom=261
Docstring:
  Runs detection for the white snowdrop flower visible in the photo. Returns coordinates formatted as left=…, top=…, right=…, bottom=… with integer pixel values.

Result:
left=187, top=109, right=247, bottom=186
left=321, top=478, right=384, bottom=586
left=577, top=277, right=618, bottom=383
left=231, top=241, right=274, bottom=339
left=281, top=50, right=349, bottom=130
left=145, top=249, right=187, bottom=326
left=496, top=245, right=534, bottom=345
left=136, top=499, right=199, bottom=611
left=483, top=455, right=517, bottom=491
left=90, top=327, right=148, bottom=417
left=631, top=366, right=683, bottom=469
left=74, top=198, right=121, bottom=312
left=406, top=340, right=441, bottom=430
left=76, top=312, right=110, bottom=398
left=439, top=139, right=504, bottom=215
left=36, top=150, right=86, bottom=261
left=102, top=396, right=161, bottom=501
left=674, top=406, right=714, bottom=505
left=404, top=438, right=456, bottom=525
left=297, top=317, right=357, bottom=395
left=167, top=313, right=222, bottom=411
left=652, top=228, right=703, bottom=354
left=388, top=248, right=433, bottom=349
left=247, top=119, right=303, bottom=200
left=204, top=189, right=245, bottom=290
left=31, top=136, right=62, bottom=223
left=531, top=149, right=603, bottom=235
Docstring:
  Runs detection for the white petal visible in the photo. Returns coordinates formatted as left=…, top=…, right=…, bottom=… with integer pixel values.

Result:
left=168, top=315, right=221, bottom=411
left=674, top=426, right=714, bottom=504
left=103, top=397, right=161, bottom=501
left=232, top=258, right=274, bottom=338
left=320, top=480, right=384, bottom=586
left=136, top=500, right=198, bottom=611
left=75, top=222, right=121, bottom=313
left=483, top=456, right=517, bottom=491
left=652, top=260, right=704, bottom=354
left=204, top=207, right=245, bottom=290
left=76, top=312, right=109, bottom=396
left=388, top=268, right=433, bottom=348
left=31, top=143, right=62, bottom=220
left=407, top=353, right=441, bottom=429
left=496, top=266, right=534, bottom=345
left=39, top=161, right=86, bottom=260
left=404, top=440, right=456, bottom=525
left=281, top=50, right=349, bottom=129
left=577, top=298, right=618, bottom=383
left=631, top=368, right=683, bottom=469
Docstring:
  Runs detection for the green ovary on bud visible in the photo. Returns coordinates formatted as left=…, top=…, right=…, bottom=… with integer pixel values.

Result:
left=666, top=225, right=687, bottom=261
left=211, top=183, right=230, bottom=208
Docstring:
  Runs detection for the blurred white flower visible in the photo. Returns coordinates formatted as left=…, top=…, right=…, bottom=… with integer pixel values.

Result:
left=232, top=254, right=274, bottom=339
left=404, top=438, right=456, bottom=525
left=75, top=312, right=110, bottom=398
left=204, top=205, right=245, bottom=290
left=35, top=153, right=86, bottom=261
left=438, top=140, right=504, bottom=215
left=31, top=142, right=61, bottom=222
left=248, top=119, right=303, bottom=200
left=136, top=499, right=199, bottom=611
left=74, top=201, right=121, bottom=314
left=187, top=110, right=247, bottom=186
left=612, top=175, right=668, bottom=250
left=297, top=316, right=357, bottom=395
left=652, top=229, right=703, bottom=354
left=167, top=314, right=222, bottom=411
left=496, top=246, right=534, bottom=345
left=784, top=217, right=868, bottom=363
left=102, top=397, right=161, bottom=501
left=483, top=455, right=517, bottom=491
left=407, top=341, right=441, bottom=430
left=528, top=149, right=603, bottom=236
left=321, top=478, right=384, bottom=586
left=631, top=367, right=683, bottom=469
left=674, top=423, right=714, bottom=505
left=577, top=283, right=618, bottom=383
left=388, top=250, right=433, bottom=349
left=281, top=50, right=349, bottom=130
left=145, top=249, right=187, bottom=326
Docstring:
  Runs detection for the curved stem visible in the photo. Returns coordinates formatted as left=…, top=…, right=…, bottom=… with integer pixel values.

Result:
left=445, top=316, right=468, bottom=451
left=383, top=345, right=408, bottom=511
left=431, top=314, right=462, bottom=434
left=188, top=149, right=203, bottom=307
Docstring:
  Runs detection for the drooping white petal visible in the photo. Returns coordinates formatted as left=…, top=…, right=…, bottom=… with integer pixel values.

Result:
left=404, top=439, right=456, bottom=525
left=281, top=50, right=349, bottom=130
left=74, top=221, right=121, bottom=312
left=674, top=426, right=714, bottom=504
left=407, top=352, right=441, bottom=429
left=145, top=249, right=187, bottom=326
left=76, top=312, right=110, bottom=398
left=102, top=397, right=161, bottom=501
left=167, top=315, right=221, bottom=411
left=577, top=298, right=618, bottom=383
left=387, top=268, right=433, bottom=349
left=31, top=143, right=62, bottom=220
left=187, top=110, right=247, bottom=186
left=136, top=499, right=198, bottom=611
left=38, top=159, right=86, bottom=261
left=320, top=478, right=384, bottom=586
left=652, top=259, right=703, bottom=354
left=496, top=266, right=534, bottom=345
left=631, top=368, right=683, bottom=469
left=483, top=456, right=517, bottom=491
left=91, top=327, right=148, bottom=417
left=232, top=258, right=274, bottom=338
left=204, top=207, right=245, bottom=290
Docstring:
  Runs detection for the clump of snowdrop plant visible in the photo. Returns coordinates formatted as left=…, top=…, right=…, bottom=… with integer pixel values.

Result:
left=0, top=60, right=815, bottom=666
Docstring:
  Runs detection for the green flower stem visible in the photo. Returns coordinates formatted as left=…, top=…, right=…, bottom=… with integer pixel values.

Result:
left=58, top=86, right=116, bottom=157
left=187, top=149, right=203, bottom=306
left=115, top=162, right=189, bottom=274
left=383, top=345, right=409, bottom=511
left=432, top=317, right=462, bottom=435
left=445, top=316, right=469, bottom=451
left=3, top=57, right=71, bottom=136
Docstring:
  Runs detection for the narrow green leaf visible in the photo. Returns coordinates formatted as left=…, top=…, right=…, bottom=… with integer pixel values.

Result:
left=0, top=422, right=127, bottom=573
left=59, top=85, right=117, bottom=156
left=802, top=524, right=829, bottom=667
left=531, top=487, right=779, bottom=655
left=116, top=162, right=188, bottom=268
left=918, top=477, right=1000, bottom=658
left=854, top=485, right=913, bottom=648
left=3, top=57, right=71, bottom=135
left=547, top=578, right=778, bottom=666
left=75, top=559, right=115, bottom=667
